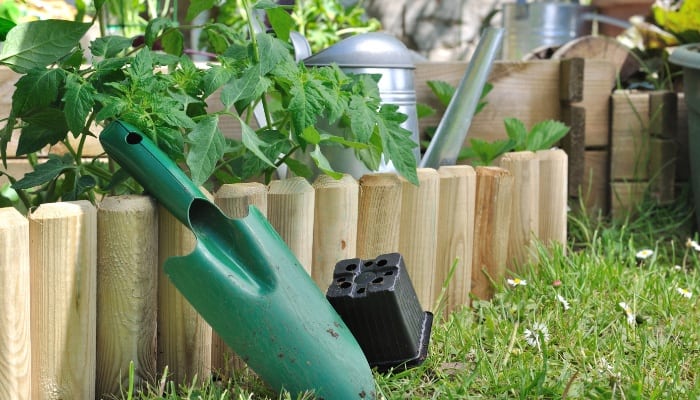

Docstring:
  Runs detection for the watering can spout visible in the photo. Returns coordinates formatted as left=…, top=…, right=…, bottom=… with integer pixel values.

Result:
left=420, top=27, right=504, bottom=169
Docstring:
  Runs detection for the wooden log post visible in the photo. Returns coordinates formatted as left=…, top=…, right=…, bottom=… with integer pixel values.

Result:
left=399, top=168, right=440, bottom=311
left=537, top=149, right=568, bottom=248
left=471, top=167, right=513, bottom=300
left=435, top=166, right=476, bottom=315
left=29, top=201, right=97, bottom=399
left=357, top=173, right=402, bottom=260
left=0, top=208, right=31, bottom=400
left=312, top=174, right=358, bottom=290
left=211, top=183, right=267, bottom=378
left=499, top=151, right=540, bottom=272
left=96, top=196, right=158, bottom=397
left=267, top=177, right=315, bottom=274
left=158, top=205, right=212, bottom=385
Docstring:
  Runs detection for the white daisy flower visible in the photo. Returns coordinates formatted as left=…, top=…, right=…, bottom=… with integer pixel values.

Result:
left=507, top=278, right=527, bottom=287
left=635, top=249, right=654, bottom=260
left=523, top=322, right=550, bottom=350
left=686, top=238, right=700, bottom=252
left=556, top=294, right=571, bottom=310
left=676, top=287, right=692, bottom=299
left=674, top=265, right=683, bottom=271
left=619, top=301, right=635, bottom=326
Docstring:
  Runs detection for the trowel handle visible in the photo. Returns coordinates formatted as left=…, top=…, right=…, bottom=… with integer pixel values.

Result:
left=100, top=120, right=208, bottom=225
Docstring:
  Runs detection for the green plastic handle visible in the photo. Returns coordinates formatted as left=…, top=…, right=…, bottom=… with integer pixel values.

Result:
left=100, top=120, right=206, bottom=225
left=99, top=121, right=376, bottom=399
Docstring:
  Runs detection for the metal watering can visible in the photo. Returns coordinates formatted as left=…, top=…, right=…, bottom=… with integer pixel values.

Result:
left=100, top=121, right=376, bottom=399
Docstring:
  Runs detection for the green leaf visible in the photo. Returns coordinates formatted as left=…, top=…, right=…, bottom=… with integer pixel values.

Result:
left=427, top=80, right=456, bottom=107
left=93, top=93, right=128, bottom=122
left=12, top=158, right=73, bottom=189
left=253, top=0, right=279, bottom=9
left=185, top=0, right=216, bottom=21
left=0, top=18, right=16, bottom=41
left=12, top=68, right=65, bottom=116
left=266, top=7, right=294, bottom=42
left=300, top=126, right=321, bottom=145
left=376, top=104, right=418, bottom=185
left=525, top=120, right=570, bottom=151
left=238, top=117, right=276, bottom=168
left=221, top=66, right=270, bottom=111
left=202, top=65, right=234, bottom=98
left=256, top=33, right=292, bottom=76
left=144, top=17, right=175, bottom=48
left=348, top=95, right=378, bottom=143
left=283, top=157, right=312, bottom=179
left=90, top=36, right=133, bottom=58
left=161, top=28, right=184, bottom=56
left=503, top=117, right=528, bottom=151
left=16, top=111, right=69, bottom=155
left=464, top=137, right=515, bottom=166
left=186, top=116, right=226, bottom=186
left=62, top=74, right=95, bottom=137
left=0, top=20, right=91, bottom=73
left=130, top=48, right=155, bottom=79
left=310, top=145, right=343, bottom=180
left=416, top=103, right=436, bottom=119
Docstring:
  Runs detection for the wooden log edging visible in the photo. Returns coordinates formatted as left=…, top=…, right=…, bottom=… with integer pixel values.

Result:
left=29, top=201, right=97, bottom=399
left=0, top=156, right=568, bottom=393
left=0, top=208, right=31, bottom=400
left=96, top=196, right=158, bottom=397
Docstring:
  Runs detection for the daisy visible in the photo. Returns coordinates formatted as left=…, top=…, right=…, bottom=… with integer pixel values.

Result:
left=619, top=301, right=635, bottom=326
left=674, top=265, right=683, bottom=271
left=556, top=294, right=571, bottom=310
left=676, top=287, right=692, bottom=299
left=635, top=249, right=654, bottom=260
left=523, top=322, right=550, bottom=350
left=507, top=278, right=527, bottom=287
left=686, top=238, right=700, bottom=252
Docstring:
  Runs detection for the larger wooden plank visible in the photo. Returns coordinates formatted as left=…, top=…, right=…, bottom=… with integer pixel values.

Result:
left=579, top=60, right=617, bottom=147
left=415, top=60, right=562, bottom=147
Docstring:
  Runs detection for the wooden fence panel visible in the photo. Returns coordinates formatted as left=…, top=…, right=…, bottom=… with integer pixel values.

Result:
left=471, top=167, right=513, bottom=300
left=399, top=169, right=440, bottom=311
left=29, top=201, right=96, bottom=399
left=96, top=196, right=158, bottom=397
left=357, top=173, right=403, bottom=260
left=157, top=206, right=211, bottom=385
left=0, top=207, right=31, bottom=400
left=436, top=166, right=476, bottom=314
left=312, top=174, right=358, bottom=290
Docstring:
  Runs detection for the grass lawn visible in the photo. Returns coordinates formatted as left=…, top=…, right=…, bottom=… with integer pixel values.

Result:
left=120, top=193, right=700, bottom=399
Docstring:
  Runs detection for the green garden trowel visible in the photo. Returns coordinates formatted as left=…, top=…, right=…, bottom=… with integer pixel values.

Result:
left=100, top=120, right=376, bottom=399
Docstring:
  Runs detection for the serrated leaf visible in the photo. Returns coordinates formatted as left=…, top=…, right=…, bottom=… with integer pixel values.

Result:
left=310, top=145, right=343, bottom=179
left=427, top=80, right=456, bottom=107
left=348, top=95, right=378, bottom=143
left=157, top=108, right=196, bottom=129
left=221, top=66, right=270, bottom=110
left=12, top=68, right=65, bottom=115
left=376, top=104, right=418, bottom=185
left=12, top=158, right=73, bottom=189
left=266, top=7, right=294, bottom=42
left=130, top=48, right=154, bottom=79
left=0, top=20, right=91, bottom=73
left=238, top=116, right=276, bottom=168
left=90, top=35, right=133, bottom=57
left=525, top=119, right=569, bottom=151
left=16, top=112, right=68, bottom=155
left=202, top=65, right=234, bottom=98
left=185, top=0, right=216, bottom=21
left=288, top=76, right=326, bottom=136
left=93, top=93, right=127, bottom=121
left=256, top=33, right=291, bottom=76
left=253, top=0, right=279, bottom=9
left=62, top=74, right=95, bottom=136
left=186, top=116, right=226, bottom=186
left=466, top=137, right=515, bottom=166
left=504, top=117, right=528, bottom=150
left=416, top=103, right=436, bottom=119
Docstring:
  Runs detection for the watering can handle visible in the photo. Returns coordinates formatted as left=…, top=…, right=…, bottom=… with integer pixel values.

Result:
left=100, top=120, right=207, bottom=225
